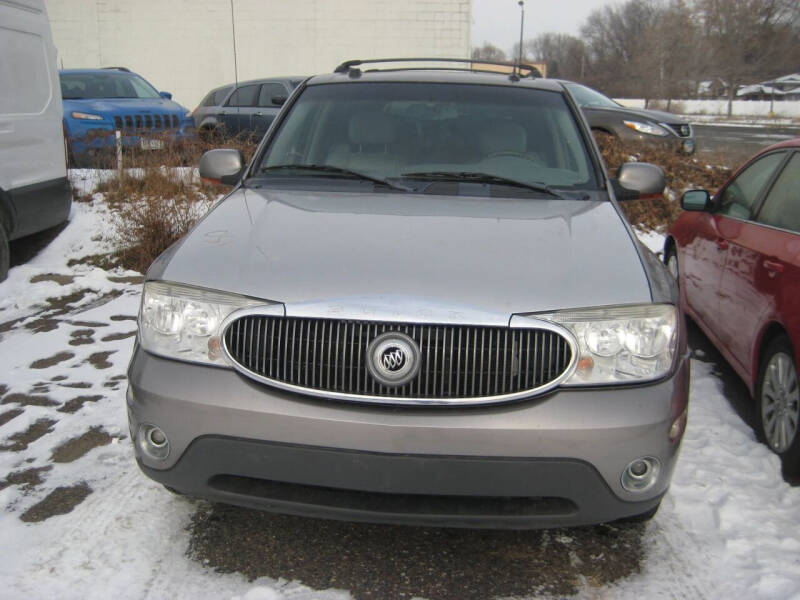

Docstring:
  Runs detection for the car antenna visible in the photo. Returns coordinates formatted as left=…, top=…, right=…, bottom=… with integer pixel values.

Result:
left=229, top=0, right=239, bottom=88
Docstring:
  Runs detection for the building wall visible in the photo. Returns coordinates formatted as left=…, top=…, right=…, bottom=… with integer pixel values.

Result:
left=46, top=0, right=471, bottom=109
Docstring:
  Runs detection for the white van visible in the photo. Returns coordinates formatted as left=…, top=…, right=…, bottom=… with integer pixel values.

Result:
left=0, top=0, right=71, bottom=281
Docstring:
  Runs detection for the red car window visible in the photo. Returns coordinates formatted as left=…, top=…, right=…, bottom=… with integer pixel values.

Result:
left=717, top=152, right=785, bottom=220
left=757, top=153, right=800, bottom=234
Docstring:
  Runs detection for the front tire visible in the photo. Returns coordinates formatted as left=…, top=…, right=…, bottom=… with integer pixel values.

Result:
left=756, top=335, right=800, bottom=475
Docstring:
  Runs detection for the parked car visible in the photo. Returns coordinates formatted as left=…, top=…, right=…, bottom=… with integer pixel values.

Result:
left=128, top=58, right=689, bottom=529
left=666, top=139, right=800, bottom=474
left=564, top=82, right=695, bottom=154
left=60, top=68, right=195, bottom=166
left=192, top=77, right=305, bottom=140
left=0, top=0, right=71, bottom=282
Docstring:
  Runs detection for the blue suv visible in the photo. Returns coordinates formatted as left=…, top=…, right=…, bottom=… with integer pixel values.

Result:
left=60, top=68, right=195, bottom=166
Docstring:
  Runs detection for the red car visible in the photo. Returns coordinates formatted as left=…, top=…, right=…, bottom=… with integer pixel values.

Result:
left=666, top=139, right=800, bottom=474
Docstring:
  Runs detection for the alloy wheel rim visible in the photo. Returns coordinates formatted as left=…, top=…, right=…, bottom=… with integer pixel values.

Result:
left=761, top=352, right=800, bottom=453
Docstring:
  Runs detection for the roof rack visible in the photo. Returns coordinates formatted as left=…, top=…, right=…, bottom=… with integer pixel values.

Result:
left=333, top=58, right=542, bottom=80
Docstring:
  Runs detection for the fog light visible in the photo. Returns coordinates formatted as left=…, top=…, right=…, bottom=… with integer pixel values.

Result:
left=621, top=456, right=660, bottom=492
left=137, top=424, right=170, bottom=460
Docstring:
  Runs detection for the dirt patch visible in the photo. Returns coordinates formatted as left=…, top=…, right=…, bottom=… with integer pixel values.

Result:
left=20, top=482, right=92, bottom=522
left=57, top=382, right=92, bottom=389
left=86, top=351, right=116, bottom=370
left=0, top=466, right=52, bottom=492
left=0, top=316, right=26, bottom=334
left=29, top=383, right=50, bottom=394
left=110, top=315, right=137, bottom=322
left=50, top=376, right=67, bottom=382
left=107, top=275, right=144, bottom=285
left=0, top=419, right=57, bottom=452
left=69, top=329, right=95, bottom=346
left=0, top=384, right=8, bottom=398
left=67, top=252, right=122, bottom=271
left=44, top=290, right=88, bottom=313
left=30, top=351, right=74, bottom=369
left=24, top=317, right=62, bottom=333
left=29, top=273, right=75, bottom=285
left=70, top=320, right=108, bottom=328
left=187, top=506, right=645, bottom=600
left=57, top=395, right=104, bottom=414
left=1, top=393, right=58, bottom=407
left=0, top=408, right=23, bottom=427
left=101, top=331, right=137, bottom=342
left=50, top=427, right=113, bottom=463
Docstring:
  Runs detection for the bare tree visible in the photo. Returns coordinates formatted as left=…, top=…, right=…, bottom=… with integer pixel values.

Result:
left=580, top=0, right=661, bottom=95
left=471, top=43, right=507, bottom=62
left=522, top=33, right=586, bottom=80
left=697, top=0, right=800, bottom=114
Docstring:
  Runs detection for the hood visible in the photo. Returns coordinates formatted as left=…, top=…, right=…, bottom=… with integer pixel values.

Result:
left=151, top=188, right=652, bottom=325
left=587, top=105, right=687, bottom=124
left=63, top=97, right=187, bottom=115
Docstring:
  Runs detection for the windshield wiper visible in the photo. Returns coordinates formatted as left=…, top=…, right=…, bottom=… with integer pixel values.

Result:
left=260, top=164, right=411, bottom=191
left=400, top=171, right=565, bottom=199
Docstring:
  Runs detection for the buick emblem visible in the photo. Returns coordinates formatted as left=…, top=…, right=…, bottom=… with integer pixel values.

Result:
left=367, top=332, right=420, bottom=386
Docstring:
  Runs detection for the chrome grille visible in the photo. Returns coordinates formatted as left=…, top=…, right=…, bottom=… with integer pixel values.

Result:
left=665, top=123, right=691, bottom=137
left=223, top=316, right=573, bottom=403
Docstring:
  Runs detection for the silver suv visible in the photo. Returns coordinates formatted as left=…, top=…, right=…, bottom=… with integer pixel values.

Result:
left=127, top=59, right=689, bottom=528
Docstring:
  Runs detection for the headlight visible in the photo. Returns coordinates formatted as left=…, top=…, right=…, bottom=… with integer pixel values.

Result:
left=71, top=111, right=104, bottom=120
left=623, top=120, right=669, bottom=137
left=536, top=304, right=678, bottom=385
left=138, top=281, right=271, bottom=366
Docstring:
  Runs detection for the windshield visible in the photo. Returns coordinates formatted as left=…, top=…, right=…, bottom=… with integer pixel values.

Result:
left=60, top=72, right=161, bottom=100
left=257, top=82, right=597, bottom=191
left=564, top=83, right=620, bottom=109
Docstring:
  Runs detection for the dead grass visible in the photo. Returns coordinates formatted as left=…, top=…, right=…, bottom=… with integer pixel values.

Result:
left=90, top=130, right=740, bottom=273
left=90, top=135, right=258, bottom=273
left=594, top=132, right=735, bottom=231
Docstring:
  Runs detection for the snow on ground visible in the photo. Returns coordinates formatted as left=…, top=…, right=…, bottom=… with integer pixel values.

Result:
left=1, top=178, right=800, bottom=599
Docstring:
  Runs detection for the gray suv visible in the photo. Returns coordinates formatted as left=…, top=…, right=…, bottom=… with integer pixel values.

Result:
left=128, top=59, right=689, bottom=529
left=192, top=77, right=305, bottom=139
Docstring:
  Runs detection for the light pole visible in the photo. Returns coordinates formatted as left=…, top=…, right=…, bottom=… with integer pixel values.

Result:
left=517, top=1, right=525, bottom=69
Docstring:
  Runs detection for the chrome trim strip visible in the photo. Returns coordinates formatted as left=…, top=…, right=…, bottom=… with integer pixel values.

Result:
left=219, top=310, right=578, bottom=406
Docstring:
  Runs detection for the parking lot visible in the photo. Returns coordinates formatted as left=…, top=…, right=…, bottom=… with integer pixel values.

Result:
left=2, top=176, right=799, bottom=600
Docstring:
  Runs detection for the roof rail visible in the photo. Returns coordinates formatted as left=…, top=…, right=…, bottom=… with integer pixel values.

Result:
left=333, top=58, right=542, bottom=79
left=102, top=66, right=131, bottom=72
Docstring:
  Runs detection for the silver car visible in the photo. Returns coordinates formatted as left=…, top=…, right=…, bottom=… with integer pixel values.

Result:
left=127, top=59, right=689, bottom=529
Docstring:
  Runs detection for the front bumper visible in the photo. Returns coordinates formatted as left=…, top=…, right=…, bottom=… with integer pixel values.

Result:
left=615, top=127, right=695, bottom=154
left=127, top=346, right=689, bottom=528
left=65, top=119, right=196, bottom=157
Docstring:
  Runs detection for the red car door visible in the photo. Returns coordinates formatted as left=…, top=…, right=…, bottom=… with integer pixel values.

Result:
left=687, top=151, right=787, bottom=341
left=718, top=150, right=798, bottom=385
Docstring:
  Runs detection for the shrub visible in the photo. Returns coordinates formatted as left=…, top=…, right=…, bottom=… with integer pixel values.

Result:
left=593, top=132, right=734, bottom=231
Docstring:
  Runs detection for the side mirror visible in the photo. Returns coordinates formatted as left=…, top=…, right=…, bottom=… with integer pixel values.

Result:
left=614, top=162, right=666, bottom=200
left=681, top=189, right=710, bottom=211
left=159, top=91, right=173, bottom=100
left=271, top=95, right=287, bottom=106
left=199, top=149, right=244, bottom=185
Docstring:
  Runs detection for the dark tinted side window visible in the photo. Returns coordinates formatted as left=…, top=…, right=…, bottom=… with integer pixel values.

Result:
left=213, top=86, right=233, bottom=105
left=226, top=85, right=259, bottom=107
left=756, top=153, right=800, bottom=233
left=257, top=83, right=288, bottom=107
left=199, top=91, right=216, bottom=107
left=717, top=152, right=785, bottom=220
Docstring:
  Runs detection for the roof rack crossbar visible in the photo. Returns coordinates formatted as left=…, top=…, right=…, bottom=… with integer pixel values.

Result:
left=334, top=58, right=541, bottom=78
